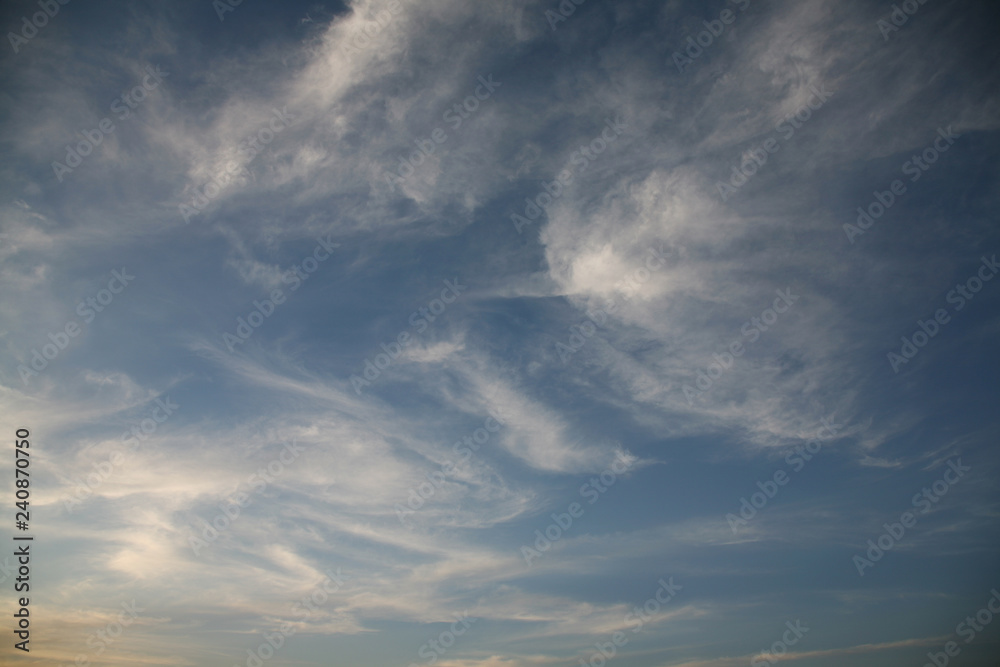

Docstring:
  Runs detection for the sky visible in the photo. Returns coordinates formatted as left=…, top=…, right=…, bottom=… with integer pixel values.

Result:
left=1, top=0, right=999, bottom=665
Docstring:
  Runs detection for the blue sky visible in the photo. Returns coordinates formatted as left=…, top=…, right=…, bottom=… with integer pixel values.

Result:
left=1, top=0, right=999, bottom=665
